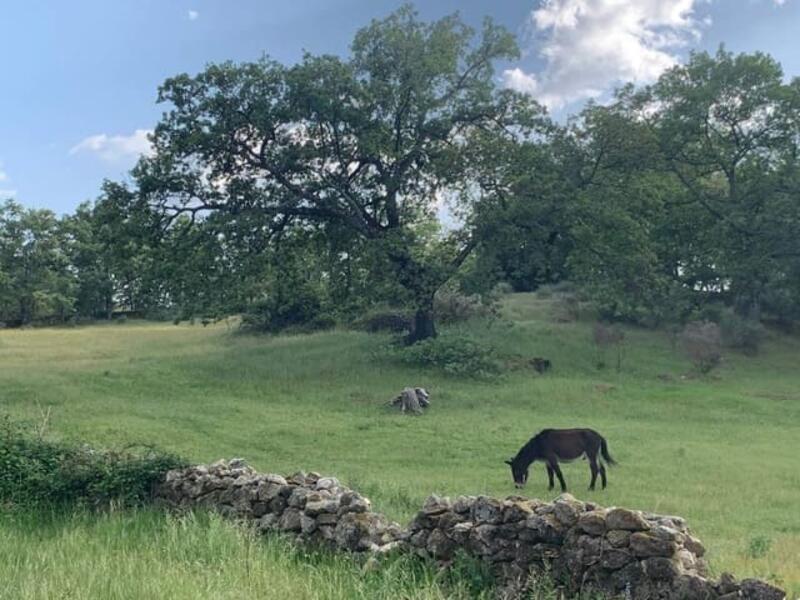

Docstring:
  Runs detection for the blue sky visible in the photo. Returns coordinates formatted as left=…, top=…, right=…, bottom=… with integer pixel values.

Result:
left=1, top=0, right=798, bottom=214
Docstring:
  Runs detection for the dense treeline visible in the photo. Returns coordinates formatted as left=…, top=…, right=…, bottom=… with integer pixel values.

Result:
left=1, top=8, right=799, bottom=336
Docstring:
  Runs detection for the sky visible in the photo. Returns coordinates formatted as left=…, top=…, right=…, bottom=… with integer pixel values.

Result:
left=1, top=0, right=798, bottom=214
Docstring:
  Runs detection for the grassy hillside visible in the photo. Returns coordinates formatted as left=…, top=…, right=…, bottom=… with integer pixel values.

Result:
left=1, top=293, right=799, bottom=597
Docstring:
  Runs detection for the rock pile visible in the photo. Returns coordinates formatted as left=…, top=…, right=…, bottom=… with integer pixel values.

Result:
left=156, top=459, right=404, bottom=553
left=155, top=460, right=785, bottom=600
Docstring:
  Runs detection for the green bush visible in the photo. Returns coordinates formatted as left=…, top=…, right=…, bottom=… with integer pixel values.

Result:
left=720, top=312, right=765, bottom=354
left=0, top=415, right=185, bottom=509
left=351, top=307, right=412, bottom=333
left=241, top=285, right=335, bottom=334
left=388, top=336, right=501, bottom=378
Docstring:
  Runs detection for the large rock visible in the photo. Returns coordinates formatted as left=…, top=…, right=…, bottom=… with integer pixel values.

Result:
left=630, top=532, right=678, bottom=558
left=606, top=508, right=651, bottom=531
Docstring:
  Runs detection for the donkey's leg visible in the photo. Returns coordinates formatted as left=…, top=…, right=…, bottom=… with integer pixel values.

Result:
left=599, top=464, right=607, bottom=489
left=549, top=459, right=567, bottom=492
left=588, top=454, right=599, bottom=491
left=546, top=465, right=555, bottom=490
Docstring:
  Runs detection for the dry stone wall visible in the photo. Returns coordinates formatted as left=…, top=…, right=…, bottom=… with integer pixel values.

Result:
left=156, top=460, right=785, bottom=600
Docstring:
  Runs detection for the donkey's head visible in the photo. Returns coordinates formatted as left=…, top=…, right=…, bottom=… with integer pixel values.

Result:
left=505, top=457, right=529, bottom=488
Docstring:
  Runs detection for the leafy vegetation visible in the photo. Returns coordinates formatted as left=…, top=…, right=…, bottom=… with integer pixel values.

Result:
left=1, top=294, right=798, bottom=594
left=0, top=415, right=184, bottom=509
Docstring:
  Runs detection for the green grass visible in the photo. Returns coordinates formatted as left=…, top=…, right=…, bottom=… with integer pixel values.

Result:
left=1, top=293, right=799, bottom=596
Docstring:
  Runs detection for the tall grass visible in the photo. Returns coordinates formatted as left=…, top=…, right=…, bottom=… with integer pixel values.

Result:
left=1, top=294, right=799, bottom=595
left=0, top=509, right=486, bottom=600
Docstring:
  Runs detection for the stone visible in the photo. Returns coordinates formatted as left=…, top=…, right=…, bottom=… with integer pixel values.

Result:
left=229, top=458, right=249, bottom=469
left=553, top=498, right=582, bottom=527
left=316, top=512, right=339, bottom=526
left=642, top=557, right=680, bottom=581
left=279, top=508, right=302, bottom=531
left=450, top=521, right=474, bottom=544
left=630, top=531, right=678, bottom=557
left=606, top=529, right=631, bottom=548
left=740, top=579, right=786, bottom=600
left=422, top=494, right=451, bottom=515
left=684, top=534, right=706, bottom=557
left=523, top=513, right=564, bottom=544
left=673, top=574, right=718, bottom=600
left=288, top=487, right=310, bottom=508
left=426, top=529, right=456, bottom=559
left=577, top=510, right=607, bottom=536
left=269, top=496, right=287, bottom=514
left=717, top=572, right=740, bottom=595
left=305, top=497, right=340, bottom=516
left=300, top=514, right=317, bottom=534
left=606, top=508, right=650, bottom=531
left=472, top=496, right=504, bottom=524
left=502, top=500, right=534, bottom=523
left=453, top=495, right=475, bottom=514
left=315, top=477, right=339, bottom=491
left=601, top=548, right=633, bottom=570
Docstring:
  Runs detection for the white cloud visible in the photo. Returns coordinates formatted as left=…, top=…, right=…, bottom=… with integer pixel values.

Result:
left=0, top=189, right=16, bottom=198
left=70, top=129, right=154, bottom=163
left=505, top=0, right=704, bottom=109
left=188, top=10, right=199, bottom=20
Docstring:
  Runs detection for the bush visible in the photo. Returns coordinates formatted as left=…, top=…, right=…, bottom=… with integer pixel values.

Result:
left=0, top=415, right=185, bottom=509
left=351, top=308, right=412, bottom=334
left=680, top=321, right=722, bottom=374
left=720, top=312, right=765, bottom=354
left=592, top=322, right=626, bottom=371
left=433, top=287, right=498, bottom=325
left=388, top=336, right=501, bottom=378
left=241, top=285, right=335, bottom=334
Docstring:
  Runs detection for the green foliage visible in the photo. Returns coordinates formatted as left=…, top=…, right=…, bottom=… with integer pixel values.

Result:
left=433, top=286, right=499, bottom=325
left=387, top=335, right=502, bottom=378
left=351, top=307, right=412, bottom=334
left=720, top=312, right=766, bottom=354
left=0, top=415, right=184, bottom=509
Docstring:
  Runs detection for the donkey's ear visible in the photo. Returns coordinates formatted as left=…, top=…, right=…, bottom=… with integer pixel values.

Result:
left=504, top=459, right=513, bottom=466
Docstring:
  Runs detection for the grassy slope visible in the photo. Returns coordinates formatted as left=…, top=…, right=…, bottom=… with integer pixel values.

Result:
left=1, top=293, right=799, bottom=596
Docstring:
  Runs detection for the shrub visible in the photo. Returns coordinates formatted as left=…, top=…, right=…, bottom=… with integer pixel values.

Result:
left=241, top=285, right=334, bottom=334
left=680, top=321, right=722, bottom=374
left=720, top=312, right=765, bottom=354
left=433, top=287, right=498, bottom=325
left=388, top=336, right=501, bottom=378
left=592, top=322, right=626, bottom=371
left=0, top=415, right=185, bottom=509
left=351, top=308, right=412, bottom=334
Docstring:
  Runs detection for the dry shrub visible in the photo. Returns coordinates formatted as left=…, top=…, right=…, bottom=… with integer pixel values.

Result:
left=680, top=320, right=722, bottom=373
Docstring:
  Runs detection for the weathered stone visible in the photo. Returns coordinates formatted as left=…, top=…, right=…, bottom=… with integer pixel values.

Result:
left=288, top=487, right=310, bottom=508
left=601, top=548, right=633, bottom=570
left=426, top=529, right=456, bottom=559
left=316, top=512, right=339, bottom=526
left=740, top=579, right=786, bottom=600
left=642, top=556, right=680, bottom=580
left=576, top=535, right=602, bottom=565
left=503, top=500, right=534, bottom=523
left=523, top=513, right=564, bottom=544
left=606, top=529, right=631, bottom=548
left=315, top=477, right=339, bottom=491
left=717, top=572, right=740, bottom=595
left=673, top=574, right=718, bottom=600
left=553, top=493, right=584, bottom=527
left=450, top=521, right=474, bottom=544
left=453, top=495, right=475, bottom=514
left=606, top=508, right=650, bottom=531
left=279, top=508, right=302, bottom=531
left=256, top=513, right=278, bottom=531
left=577, top=510, right=607, bottom=535
left=300, top=514, right=317, bottom=534
left=630, top=531, right=678, bottom=557
left=684, top=534, right=706, bottom=557
left=472, top=496, right=504, bottom=524
left=305, top=497, right=340, bottom=516
left=269, top=496, right=287, bottom=514
left=422, top=494, right=451, bottom=515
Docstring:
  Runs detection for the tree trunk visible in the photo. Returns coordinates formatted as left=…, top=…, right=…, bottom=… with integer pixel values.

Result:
left=407, top=303, right=436, bottom=344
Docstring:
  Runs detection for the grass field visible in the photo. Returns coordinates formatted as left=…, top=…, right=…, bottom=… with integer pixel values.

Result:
left=1, top=293, right=799, bottom=597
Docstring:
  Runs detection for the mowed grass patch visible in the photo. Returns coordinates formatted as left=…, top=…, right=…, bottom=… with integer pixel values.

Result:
left=1, top=294, right=799, bottom=594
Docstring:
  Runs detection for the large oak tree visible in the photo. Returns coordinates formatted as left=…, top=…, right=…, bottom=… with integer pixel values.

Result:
left=134, top=6, right=545, bottom=341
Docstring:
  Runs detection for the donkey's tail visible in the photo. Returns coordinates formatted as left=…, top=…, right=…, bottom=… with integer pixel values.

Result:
left=600, top=437, right=617, bottom=466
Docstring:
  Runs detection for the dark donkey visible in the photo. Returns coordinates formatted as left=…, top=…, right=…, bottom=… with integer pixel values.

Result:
left=505, top=428, right=616, bottom=491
